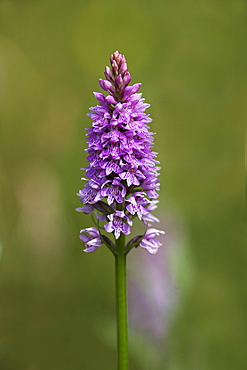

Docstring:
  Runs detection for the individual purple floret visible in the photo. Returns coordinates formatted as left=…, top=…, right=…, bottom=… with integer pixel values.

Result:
left=126, top=192, right=149, bottom=220
left=79, top=227, right=102, bottom=253
left=105, top=210, right=132, bottom=239
left=77, top=51, right=164, bottom=254
left=139, top=228, right=165, bottom=254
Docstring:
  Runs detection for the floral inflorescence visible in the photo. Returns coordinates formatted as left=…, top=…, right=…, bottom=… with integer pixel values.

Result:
left=77, top=51, right=164, bottom=254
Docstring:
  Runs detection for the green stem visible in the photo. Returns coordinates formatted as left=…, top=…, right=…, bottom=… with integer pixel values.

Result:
left=115, top=232, right=128, bottom=370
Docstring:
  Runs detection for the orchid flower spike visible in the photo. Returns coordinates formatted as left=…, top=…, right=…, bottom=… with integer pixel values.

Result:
left=77, top=51, right=164, bottom=254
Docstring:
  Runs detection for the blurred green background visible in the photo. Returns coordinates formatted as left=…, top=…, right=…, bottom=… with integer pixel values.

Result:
left=0, top=0, right=246, bottom=369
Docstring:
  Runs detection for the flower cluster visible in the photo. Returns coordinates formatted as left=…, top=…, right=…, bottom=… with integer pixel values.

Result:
left=77, top=51, right=164, bottom=254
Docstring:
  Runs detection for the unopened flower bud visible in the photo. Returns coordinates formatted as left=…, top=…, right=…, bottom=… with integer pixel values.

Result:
left=116, top=74, right=123, bottom=87
left=113, top=50, right=120, bottom=63
left=104, top=66, right=114, bottom=81
left=99, top=78, right=113, bottom=91
left=121, top=55, right=126, bottom=65
left=122, top=83, right=142, bottom=101
left=111, top=60, right=118, bottom=73
left=105, top=95, right=118, bottom=104
left=93, top=92, right=106, bottom=103
left=123, top=71, right=131, bottom=86
left=120, top=62, right=128, bottom=74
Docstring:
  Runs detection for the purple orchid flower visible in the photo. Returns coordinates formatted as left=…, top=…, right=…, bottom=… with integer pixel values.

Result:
left=101, top=179, right=126, bottom=205
left=79, top=227, right=102, bottom=253
left=139, top=228, right=165, bottom=254
left=126, top=192, right=149, bottom=220
left=104, top=211, right=132, bottom=239
left=77, top=51, right=164, bottom=254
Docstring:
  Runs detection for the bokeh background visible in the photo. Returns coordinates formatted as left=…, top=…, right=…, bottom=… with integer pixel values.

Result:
left=0, top=0, right=246, bottom=369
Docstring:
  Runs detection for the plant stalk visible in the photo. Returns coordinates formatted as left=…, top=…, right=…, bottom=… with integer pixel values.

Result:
left=115, top=232, right=128, bottom=370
